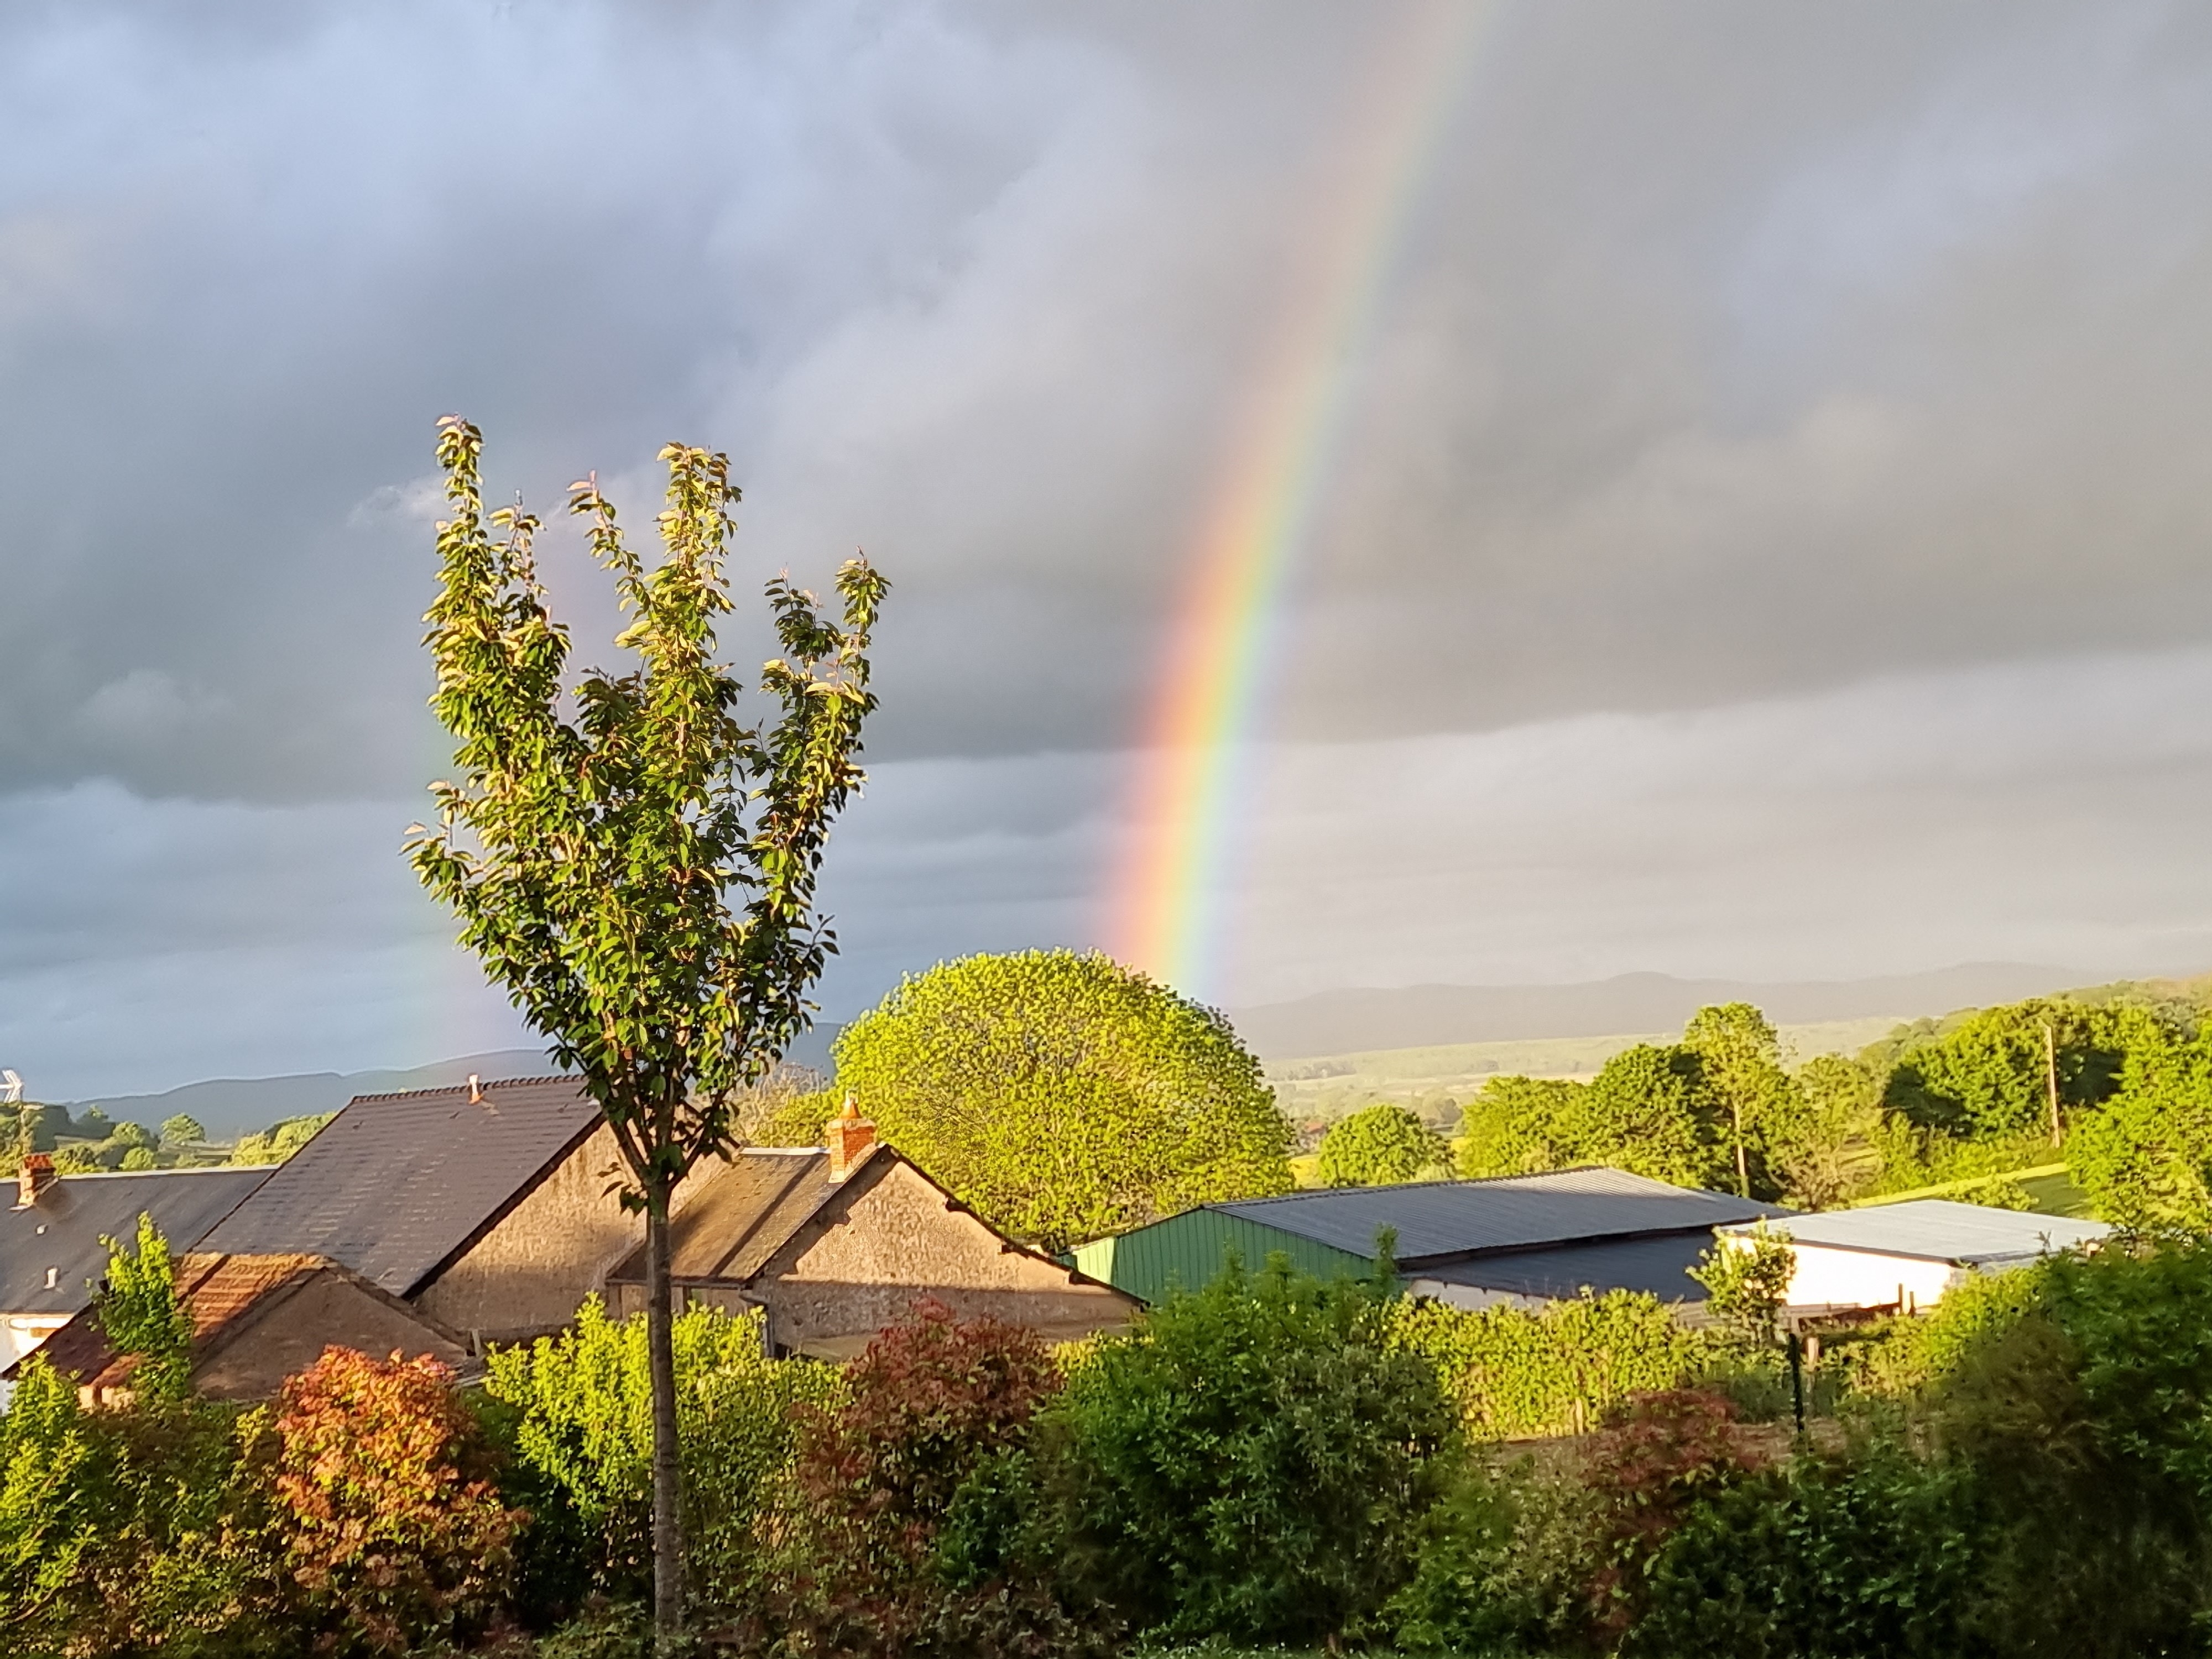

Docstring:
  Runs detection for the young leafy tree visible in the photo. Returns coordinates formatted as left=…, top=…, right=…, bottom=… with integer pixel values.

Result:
left=409, top=416, right=884, bottom=1640
left=92, top=1213, right=194, bottom=1404
left=1681, top=1003, right=1798, bottom=1199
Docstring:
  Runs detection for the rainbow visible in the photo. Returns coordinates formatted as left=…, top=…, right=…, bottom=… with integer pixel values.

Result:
left=1112, top=2, right=1496, bottom=998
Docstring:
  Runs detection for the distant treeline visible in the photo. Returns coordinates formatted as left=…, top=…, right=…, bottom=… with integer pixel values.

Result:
left=1455, top=975, right=2212, bottom=1217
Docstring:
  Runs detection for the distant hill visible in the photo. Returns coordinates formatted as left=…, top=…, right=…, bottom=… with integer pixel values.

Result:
left=1225, top=964, right=2127, bottom=1062
left=61, top=1021, right=843, bottom=1141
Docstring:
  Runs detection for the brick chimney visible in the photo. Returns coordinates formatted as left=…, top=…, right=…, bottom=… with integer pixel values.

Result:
left=826, top=1097, right=875, bottom=1181
left=17, top=1154, right=54, bottom=1207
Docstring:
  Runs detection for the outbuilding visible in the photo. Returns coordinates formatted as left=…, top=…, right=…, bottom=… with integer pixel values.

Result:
left=0, top=1160, right=271, bottom=1365
left=12, top=1250, right=475, bottom=1405
left=1072, top=1166, right=1788, bottom=1311
left=1716, top=1198, right=2111, bottom=1316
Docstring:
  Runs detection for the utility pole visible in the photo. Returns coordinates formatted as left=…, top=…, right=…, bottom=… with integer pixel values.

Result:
left=2042, top=1018, right=2063, bottom=1149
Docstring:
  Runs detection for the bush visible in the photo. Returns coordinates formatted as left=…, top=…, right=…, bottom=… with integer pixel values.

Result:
left=774, top=1298, right=1084, bottom=1658
left=273, top=1347, right=520, bottom=1654
left=1835, top=1261, right=2046, bottom=1398
left=1387, top=1290, right=1710, bottom=1439
left=1042, top=1254, right=1452, bottom=1648
left=1381, top=1460, right=1559, bottom=1656
left=1626, top=1434, right=1981, bottom=1658
left=485, top=1297, right=837, bottom=1615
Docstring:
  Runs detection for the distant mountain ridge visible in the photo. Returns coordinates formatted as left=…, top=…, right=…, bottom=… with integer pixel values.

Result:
left=1225, top=963, right=2134, bottom=1062
left=62, top=1021, right=844, bottom=1141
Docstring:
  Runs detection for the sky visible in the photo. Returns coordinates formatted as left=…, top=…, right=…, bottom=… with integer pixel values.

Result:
left=8, top=1, right=2212, bottom=1098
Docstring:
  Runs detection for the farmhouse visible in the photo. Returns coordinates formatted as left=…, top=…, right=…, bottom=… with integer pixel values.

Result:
left=0, top=1159, right=271, bottom=1365
left=1718, top=1198, right=2113, bottom=1316
left=15, top=1251, right=473, bottom=1405
left=603, top=1104, right=1138, bottom=1358
left=196, top=1078, right=1134, bottom=1355
left=1072, top=1166, right=1788, bottom=1311
left=192, top=1075, right=633, bottom=1347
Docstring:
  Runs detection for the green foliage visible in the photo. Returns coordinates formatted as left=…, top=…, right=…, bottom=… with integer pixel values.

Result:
left=273, top=1346, right=520, bottom=1655
left=228, top=1112, right=334, bottom=1166
left=2068, top=1021, right=2212, bottom=1230
left=1770, top=1053, right=1885, bottom=1208
left=1838, top=1262, right=2047, bottom=1399
left=1882, top=998, right=2172, bottom=1141
left=1454, top=1074, right=1586, bottom=1177
left=0, top=1357, right=114, bottom=1639
left=1313, top=1102, right=1447, bottom=1187
left=1043, top=1254, right=1453, bottom=1646
left=1690, top=1222, right=1795, bottom=1343
left=49, top=1144, right=100, bottom=1174
left=484, top=1297, right=837, bottom=1610
left=1381, top=1460, right=1561, bottom=1656
left=831, top=950, right=1292, bottom=1250
left=92, top=1213, right=194, bottom=1404
left=1626, top=1436, right=1981, bottom=1658
left=1682, top=1003, right=1801, bottom=1197
left=775, top=1300, right=1084, bottom=1657
left=117, top=1147, right=158, bottom=1171
left=159, top=1113, right=206, bottom=1146
left=410, top=418, right=885, bottom=1634
left=1386, top=1291, right=1710, bottom=1439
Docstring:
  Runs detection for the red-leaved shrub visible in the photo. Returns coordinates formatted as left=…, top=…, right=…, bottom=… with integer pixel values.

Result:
left=273, top=1346, right=521, bottom=1655
left=1579, top=1389, right=1765, bottom=1638
left=776, top=1299, right=1063, bottom=1655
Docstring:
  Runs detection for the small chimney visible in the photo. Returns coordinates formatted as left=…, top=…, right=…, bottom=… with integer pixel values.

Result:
left=17, top=1154, right=54, bottom=1207
left=826, top=1097, right=875, bottom=1181
left=467, top=1074, right=483, bottom=1104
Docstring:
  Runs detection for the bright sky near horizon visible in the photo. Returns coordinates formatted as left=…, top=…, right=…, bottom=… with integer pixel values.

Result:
left=8, top=2, right=2212, bottom=1098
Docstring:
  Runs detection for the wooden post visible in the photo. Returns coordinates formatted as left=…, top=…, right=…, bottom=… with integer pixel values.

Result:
left=2043, top=1018, right=2063, bottom=1148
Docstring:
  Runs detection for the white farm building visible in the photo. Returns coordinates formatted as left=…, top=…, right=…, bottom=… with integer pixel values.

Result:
left=1720, top=1198, right=2111, bottom=1317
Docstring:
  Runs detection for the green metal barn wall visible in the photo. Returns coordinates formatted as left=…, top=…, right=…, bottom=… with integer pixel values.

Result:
left=1072, top=1209, right=1374, bottom=1305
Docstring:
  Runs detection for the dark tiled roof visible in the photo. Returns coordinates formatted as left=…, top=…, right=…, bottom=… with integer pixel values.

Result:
left=1410, top=1232, right=1728, bottom=1303
left=0, top=1167, right=270, bottom=1317
left=606, top=1146, right=880, bottom=1284
left=195, top=1077, right=598, bottom=1296
left=1211, top=1167, right=1789, bottom=1266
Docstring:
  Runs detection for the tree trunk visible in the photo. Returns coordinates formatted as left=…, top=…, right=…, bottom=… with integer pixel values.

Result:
left=647, top=1187, right=684, bottom=1648
left=1731, top=1097, right=1750, bottom=1198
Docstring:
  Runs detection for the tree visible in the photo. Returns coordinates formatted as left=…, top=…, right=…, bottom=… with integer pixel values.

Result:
left=158, top=1114, right=205, bottom=1146
left=91, top=1213, right=193, bottom=1404
left=409, top=417, right=884, bottom=1642
left=2068, top=1023, right=2212, bottom=1232
left=1690, top=1222, right=1795, bottom=1344
left=1884, top=998, right=2173, bottom=1142
left=830, top=951, right=1292, bottom=1250
left=1457, top=1075, right=1588, bottom=1177
left=1314, top=1103, right=1447, bottom=1187
left=1576, top=1045, right=1732, bottom=1191
left=1681, top=1004, right=1797, bottom=1198
left=1765, top=1054, right=1882, bottom=1209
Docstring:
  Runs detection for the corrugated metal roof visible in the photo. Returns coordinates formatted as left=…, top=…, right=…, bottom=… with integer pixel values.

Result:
left=196, top=1077, right=599, bottom=1296
left=1211, top=1167, right=1786, bottom=1265
left=1410, top=1232, right=1723, bottom=1303
left=1072, top=1207, right=1374, bottom=1306
left=0, top=1167, right=271, bottom=1317
left=1726, top=1198, right=2110, bottom=1265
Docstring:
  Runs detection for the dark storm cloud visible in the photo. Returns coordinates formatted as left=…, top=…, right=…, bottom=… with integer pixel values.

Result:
left=9, top=1, right=2212, bottom=1091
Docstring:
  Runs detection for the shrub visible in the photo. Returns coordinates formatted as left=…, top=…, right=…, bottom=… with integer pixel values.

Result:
left=1387, top=1290, right=1709, bottom=1439
left=1689, top=1222, right=1794, bottom=1344
left=1577, top=1390, right=1764, bottom=1641
left=1835, top=1261, right=2046, bottom=1398
left=1626, top=1434, right=1981, bottom=1658
left=1381, top=1459, right=1557, bottom=1656
left=91, top=1212, right=194, bottom=1404
left=273, top=1347, right=520, bottom=1654
left=775, top=1298, right=1079, bottom=1657
left=485, top=1297, right=837, bottom=1614
left=0, top=1357, right=118, bottom=1641
left=1042, top=1254, right=1452, bottom=1648
left=1314, top=1104, right=1448, bottom=1187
